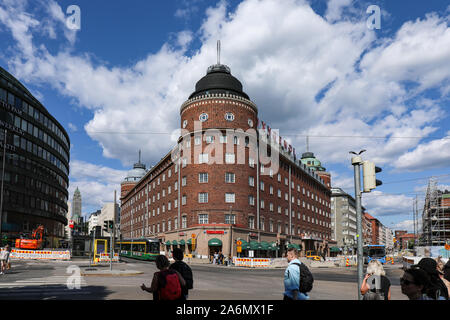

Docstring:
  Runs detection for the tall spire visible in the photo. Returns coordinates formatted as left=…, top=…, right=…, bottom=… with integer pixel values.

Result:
left=306, top=135, right=309, bottom=153
left=139, top=149, right=141, bottom=164
left=217, top=40, right=221, bottom=65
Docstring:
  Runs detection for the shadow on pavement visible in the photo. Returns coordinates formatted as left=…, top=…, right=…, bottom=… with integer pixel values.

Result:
left=0, top=284, right=113, bottom=300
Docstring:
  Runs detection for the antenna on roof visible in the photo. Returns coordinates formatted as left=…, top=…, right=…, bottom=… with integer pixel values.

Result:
left=306, top=135, right=309, bottom=153
left=139, top=149, right=141, bottom=163
left=217, top=40, right=221, bottom=65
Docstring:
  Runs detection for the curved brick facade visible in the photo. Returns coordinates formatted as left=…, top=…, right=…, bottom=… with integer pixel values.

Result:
left=120, top=64, right=333, bottom=259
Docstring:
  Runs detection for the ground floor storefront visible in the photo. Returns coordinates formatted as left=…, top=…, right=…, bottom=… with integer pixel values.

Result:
left=161, top=225, right=336, bottom=260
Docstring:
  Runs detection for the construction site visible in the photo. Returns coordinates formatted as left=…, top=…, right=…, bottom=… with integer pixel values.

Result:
left=419, top=178, right=450, bottom=247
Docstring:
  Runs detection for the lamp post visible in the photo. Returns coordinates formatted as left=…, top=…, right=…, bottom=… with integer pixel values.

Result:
left=350, top=149, right=366, bottom=301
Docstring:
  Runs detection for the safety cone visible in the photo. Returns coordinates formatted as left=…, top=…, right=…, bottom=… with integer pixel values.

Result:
left=346, top=258, right=350, bottom=267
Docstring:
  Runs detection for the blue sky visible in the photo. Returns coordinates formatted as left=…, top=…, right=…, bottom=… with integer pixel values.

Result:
left=0, top=0, right=449, bottom=233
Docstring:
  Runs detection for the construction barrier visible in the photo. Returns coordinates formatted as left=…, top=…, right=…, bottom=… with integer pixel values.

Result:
left=95, top=253, right=119, bottom=263
left=233, top=257, right=271, bottom=268
left=0, top=248, right=71, bottom=260
left=346, top=258, right=350, bottom=267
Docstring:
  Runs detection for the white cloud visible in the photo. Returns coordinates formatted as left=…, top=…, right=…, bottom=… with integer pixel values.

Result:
left=1, top=0, right=449, bottom=174
left=69, top=160, right=128, bottom=211
left=394, top=132, right=450, bottom=172
left=392, top=219, right=417, bottom=233
left=68, top=122, right=77, bottom=132
left=362, top=191, right=413, bottom=217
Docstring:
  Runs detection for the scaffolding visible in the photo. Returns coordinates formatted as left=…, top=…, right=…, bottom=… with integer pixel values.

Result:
left=420, top=178, right=450, bottom=246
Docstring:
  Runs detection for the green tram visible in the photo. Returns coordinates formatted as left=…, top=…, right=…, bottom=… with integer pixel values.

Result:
left=116, top=238, right=160, bottom=261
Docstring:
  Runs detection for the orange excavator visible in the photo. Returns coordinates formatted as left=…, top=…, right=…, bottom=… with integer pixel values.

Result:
left=15, top=225, right=45, bottom=250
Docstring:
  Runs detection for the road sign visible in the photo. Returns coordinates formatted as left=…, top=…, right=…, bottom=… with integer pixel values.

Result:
left=69, top=220, right=74, bottom=229
left=192, top=234, right=196, bottom=238
left=236, top=240, right=242, bottom=246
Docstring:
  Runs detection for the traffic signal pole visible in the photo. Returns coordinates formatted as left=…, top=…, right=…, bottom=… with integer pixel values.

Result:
left=351, top=155, right=364, bottom=300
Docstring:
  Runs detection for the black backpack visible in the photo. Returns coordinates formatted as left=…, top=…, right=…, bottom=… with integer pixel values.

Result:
left=170, top=261, right=193, bottom=290
left=293, top=262, right=314, bottom=293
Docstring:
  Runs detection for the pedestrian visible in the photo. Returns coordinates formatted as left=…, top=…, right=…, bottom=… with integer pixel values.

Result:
left=443, top=260, right=450, bottom=283
left=400, top=268, right=435, bottom=300
left=360, top=260, right=391, bottom=300
left=412, top=257, right=449, bottom=300
left=169, top=248, right=193, bottom=300
left=0, top=245, right=11, bottom=275
left=436, top=257, right=450, bottom=297
left=219, top=251, right=224, bottom=265
left=283, top=247, right=310, bottom=300
left=141, top=254, right=186, bottom=301
left=213, top=252, right=219, bottom=265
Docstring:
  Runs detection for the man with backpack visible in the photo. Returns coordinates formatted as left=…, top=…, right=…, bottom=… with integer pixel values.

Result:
left=169, top=248, right=193, bottom=300
left=283, top=247, right=313, bottom=300
left=141, top=255, right=186, bottom=301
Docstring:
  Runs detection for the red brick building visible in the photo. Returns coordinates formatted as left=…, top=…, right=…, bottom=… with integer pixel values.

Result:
left=364, top=213, right=381, bottom=245
left=120, top=62, right=332, bottom=259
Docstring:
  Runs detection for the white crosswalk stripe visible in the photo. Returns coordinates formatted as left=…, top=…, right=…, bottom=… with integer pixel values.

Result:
left=0, top=275, right=87, bottom=287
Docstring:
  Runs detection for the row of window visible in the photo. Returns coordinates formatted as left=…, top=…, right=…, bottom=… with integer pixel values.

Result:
left=1, top=152, right=68, bottom=191
left=5, top=110, right=69, bottom=162
left=8, top=131, right=69, bottom=176
left=3, top=189, right=67, bottom=220
left=2, top=170, right=68, bottom=204
left=127, top=213, right=329, bottom=240
left=0, top=86, right=69, bottom=148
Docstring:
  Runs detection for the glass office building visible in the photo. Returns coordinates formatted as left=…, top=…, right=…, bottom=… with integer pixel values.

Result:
left=0, top=66, right=70, bottom=247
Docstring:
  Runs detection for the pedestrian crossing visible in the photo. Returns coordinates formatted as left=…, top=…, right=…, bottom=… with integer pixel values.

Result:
left=0, top=275, right=87, bottom=287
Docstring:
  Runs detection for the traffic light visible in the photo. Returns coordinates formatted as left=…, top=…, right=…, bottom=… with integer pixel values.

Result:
left=103, top=221, right=109, bottom=232
left=362, top=160, right=382, bottom=192
left=108, top=220, right=114, bottom=230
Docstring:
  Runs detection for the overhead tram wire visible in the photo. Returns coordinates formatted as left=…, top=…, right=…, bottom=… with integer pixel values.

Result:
left=85, top=130, right=450, bottom=140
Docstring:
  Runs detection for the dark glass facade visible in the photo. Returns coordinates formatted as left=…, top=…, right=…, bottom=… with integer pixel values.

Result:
left=0, top=66, right=70, bottom=248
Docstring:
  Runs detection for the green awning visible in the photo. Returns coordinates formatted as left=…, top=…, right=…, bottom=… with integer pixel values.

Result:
left=330, top=246, right=340, bottom=253
left=260, top=241, right=270, bottom=250
left=179, top=240, right=185, bottom=245
left=208, top=238, right=222, bottom=246
left=249, top=241, right=261, bottom=250
left=172, top=240, right=178, bottom=246
left=269, top=242, right=279, bottom=250
left=288, top=243, right=300, bottom=250
left=165, top=241, right=171, bottom=246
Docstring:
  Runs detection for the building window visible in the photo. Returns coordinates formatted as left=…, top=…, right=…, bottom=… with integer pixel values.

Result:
left=182, top=216, right=187, bottom=228
left=249, top=195, right=255, bottom=206
left=269, top=186, right=273, bottom=195
left=205, top=135, right=214, bottom=144
left=195, top=136, right=201, bottom=145
left=182, top=195, right=187, bottom=205
left=248, top=216, right=255, bottom=229
left=249, top=176, right=255, bottom=187
left=270, top=220, right=273, bottom=232
left=199, top=214, right=208, bottom=224
left=233, top=136, right=239, bottom=145
left=260, top=181, right=264, bottom=191
left=225, top=214, right=236, bottom=224
left=277, top=189, right=281, bottom=198
left=225, top=193, right=235, bottom=203
left=220, top=135, right=227, bottom=143
left=260, top=218, right=265, bottom=231
left=225, top=172, right=235, bottom=183
left=174, top=217, right=178, bottom=230
left=270, top=203, right=274, bottom=211
left=198, top=192, right=208, bottom=203
left=199, top=173, right=208, bottom=183
left=249, top=157, right=255, bottom=168
left=260, top=199, right=265, bottom=209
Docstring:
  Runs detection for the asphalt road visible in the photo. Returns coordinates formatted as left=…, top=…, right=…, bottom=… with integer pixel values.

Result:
left=0, top=258, right=407, bottom=300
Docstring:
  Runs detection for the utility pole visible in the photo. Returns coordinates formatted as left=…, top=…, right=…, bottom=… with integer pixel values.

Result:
left=351, top=153, right=364, bottom=300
